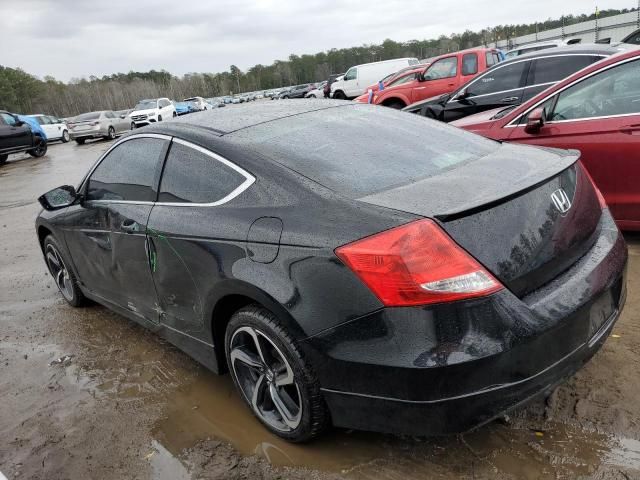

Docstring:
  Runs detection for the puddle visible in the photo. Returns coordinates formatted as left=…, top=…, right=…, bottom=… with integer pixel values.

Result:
left=150, top=371, right=640, bottom=479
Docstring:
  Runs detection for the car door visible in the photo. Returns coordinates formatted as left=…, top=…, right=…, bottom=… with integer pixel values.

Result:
left=0, top=113, right=32, bottom=149
left=146, top=138, right=255, bottom=335
left=415, top=56, right=459, bottom=104
left=342, top=67, right=359, bottom=97
left=46, top=115, right=65, bottom=139
left=63, top=135, right=170, bottom=320
left=442, top=60, right=530, bottom=122
left=507, top=57, right=640, bottom=226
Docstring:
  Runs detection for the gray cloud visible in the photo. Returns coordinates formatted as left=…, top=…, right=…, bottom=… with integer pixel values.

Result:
left=0, top=0, right=633, bottom=80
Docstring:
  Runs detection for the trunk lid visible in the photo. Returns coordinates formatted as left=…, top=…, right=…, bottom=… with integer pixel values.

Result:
left=358, top=143, right=602, bottom=297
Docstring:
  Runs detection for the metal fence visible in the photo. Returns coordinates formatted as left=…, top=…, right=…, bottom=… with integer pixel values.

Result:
left=489, top=10, right=640, bottom=50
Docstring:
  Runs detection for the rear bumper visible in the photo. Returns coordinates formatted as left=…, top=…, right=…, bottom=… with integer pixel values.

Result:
left=300, top=210, right=627, bottom=435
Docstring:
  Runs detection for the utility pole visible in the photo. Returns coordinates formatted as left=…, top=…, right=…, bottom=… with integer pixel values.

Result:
left=595, top=6, right=599, bottom=43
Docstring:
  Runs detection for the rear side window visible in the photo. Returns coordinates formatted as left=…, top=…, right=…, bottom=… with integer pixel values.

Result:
left=87, top=138, right=166, bottom=202
left=387, top=73, right=416, bottom=87
left=465, top=61, right=528, bottom=97
left=76, top=112, right=100, bottom=121
left=233, top=105, right=499, bottom=198
left=486, top=52, right=498, bottom=67
left=528, top=56, right=600, bottom=86
left=461, top=53, right=478, bottom=75
left=158, top=141, right=250, bottom=204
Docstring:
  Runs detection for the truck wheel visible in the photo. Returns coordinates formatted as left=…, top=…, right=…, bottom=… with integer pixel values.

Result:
left=333, top=91, right=346, bottom=100
left=0, top=154, right=7, bottom=166
left=61, top=130, right=70, bottom=143
left=75, top=138, right=86, bottom=145
left=28, top=138, right=47, bottom=158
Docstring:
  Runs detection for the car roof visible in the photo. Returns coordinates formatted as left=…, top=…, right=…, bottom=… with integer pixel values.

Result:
left=508, top=43, right=629, bottom=62
left=145, top=100, right=349, bottom=136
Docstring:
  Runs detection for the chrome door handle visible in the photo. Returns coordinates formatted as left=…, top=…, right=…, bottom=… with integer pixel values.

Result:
left=120, top=220, right=139, bottom=233
left=500, top=96, right=519, bottom=103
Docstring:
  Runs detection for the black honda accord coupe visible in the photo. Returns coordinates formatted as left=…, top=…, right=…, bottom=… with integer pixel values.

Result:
left=36, top=101, right=627, bottom=442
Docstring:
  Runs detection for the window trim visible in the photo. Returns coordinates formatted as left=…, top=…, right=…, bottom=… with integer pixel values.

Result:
left=155, top=138, right=255, bottom=207
left=505, top=54, right=640, bottom=127
left=424, top=56, right=458, bottom=80
left=461, top=52, right=479, bottom=76
left=447, top=53, right=605, bottom=105
left=80, top=133, right=255, bottom=207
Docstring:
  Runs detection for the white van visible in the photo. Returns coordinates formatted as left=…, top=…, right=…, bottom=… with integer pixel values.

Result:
left=331, top=58, right=419, bottom=100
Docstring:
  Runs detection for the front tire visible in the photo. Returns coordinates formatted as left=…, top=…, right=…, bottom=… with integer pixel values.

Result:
left=43, top=235, right=86, bottom=307
left=158, top=115, right=163, bottom=122
left=172, top=111, right=177, bottom=118
left=0, top=154, right=7, bottom=166
left=332, top=90, right=346, bottom=100
left=61, top=130, right=70, bottom=143
left=75, top=138, right=86, bottom=145
left=28, top=138, right=47, bottom=157
left=131, top=122, right=136, bottom=130
left=385, top=100, right=406, bottom=110
left=225, top=305, right=329, bottom=442
left=105, top=126, right=116, bottom=140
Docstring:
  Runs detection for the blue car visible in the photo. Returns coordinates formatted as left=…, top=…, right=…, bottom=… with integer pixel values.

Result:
left=17, top=115, right=47, bottom=141
left=173, top=101, right=191, bottom=115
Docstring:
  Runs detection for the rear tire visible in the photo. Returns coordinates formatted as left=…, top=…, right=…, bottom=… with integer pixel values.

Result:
left=0, top=154, right=7, bottom=166
left=172, top=111, right=177, bottom=118
left=104, top=126, right=115, bottom=140
left=61, top=130, right=70, bottom=143
left=158, top=115, right=163, bottom=122
left=75, top=138, right=86, bottom=145
left=131, top=122, right=136, bottom=130
left=43, top=235, right=87, bottom=308
left=225, top=305, right=329, bottom=442
left=28, top=138, right=47, bottom=157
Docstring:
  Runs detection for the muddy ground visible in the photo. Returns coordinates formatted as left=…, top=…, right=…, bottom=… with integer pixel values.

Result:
left=1, top=140, right=639, bottom=480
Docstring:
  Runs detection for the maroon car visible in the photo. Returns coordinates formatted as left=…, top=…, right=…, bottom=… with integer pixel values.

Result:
left=451, top=46, right=640, bottom=231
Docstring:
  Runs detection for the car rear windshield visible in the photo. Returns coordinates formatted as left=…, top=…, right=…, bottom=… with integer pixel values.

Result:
left=232, top=105, right=500, bottom=197
left=75, top=112, right=100, bottom=121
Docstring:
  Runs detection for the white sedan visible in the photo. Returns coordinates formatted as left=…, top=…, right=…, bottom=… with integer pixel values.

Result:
left=28, top=114, right=70, bottom=143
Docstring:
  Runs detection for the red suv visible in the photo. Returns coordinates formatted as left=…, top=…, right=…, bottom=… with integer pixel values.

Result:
left=361, top=48, right=502, bottom=109
left=451, top=46, right=640, bottom=230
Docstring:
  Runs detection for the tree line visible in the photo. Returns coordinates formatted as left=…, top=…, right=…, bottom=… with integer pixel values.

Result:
left=0, top=7, right=634, bottom=118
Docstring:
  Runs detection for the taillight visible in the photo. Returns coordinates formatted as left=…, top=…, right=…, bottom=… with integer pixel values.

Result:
left=335, top=219, right=503, bottom=307
left=580, top=162, right=606, bottom=209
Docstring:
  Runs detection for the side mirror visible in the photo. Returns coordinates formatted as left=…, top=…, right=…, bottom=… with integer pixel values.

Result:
left=455, top=88, right=469, bottom=101
left=38, top=185, right=79, bottom=211
left=14, top=119, right=25, bottom=127
left=119, top=114, right=126, bottom=119
left=524, top=107, right=546, bottom=134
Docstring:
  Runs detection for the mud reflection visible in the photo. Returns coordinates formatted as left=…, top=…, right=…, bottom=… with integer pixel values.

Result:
left=151, top=371, right=640, bottom=479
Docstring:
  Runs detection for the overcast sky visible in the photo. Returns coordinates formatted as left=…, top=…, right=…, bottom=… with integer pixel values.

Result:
left=0, top=0, right=634, bottom=81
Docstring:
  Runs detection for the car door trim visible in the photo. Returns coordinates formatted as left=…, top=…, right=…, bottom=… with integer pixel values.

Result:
left=505, top=55, right=640, bottom=128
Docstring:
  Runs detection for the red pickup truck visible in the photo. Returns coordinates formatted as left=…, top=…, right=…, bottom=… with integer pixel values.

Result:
left=362, top=47, right=502, bottom=109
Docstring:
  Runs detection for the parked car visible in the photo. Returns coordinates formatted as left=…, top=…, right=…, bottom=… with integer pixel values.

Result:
left=622, top=28, right=640, bottom=45
left=305, top=82, right=327, bottom=98
left=323, top=74, right=344, bottom=98
left=281, top=84, right=314, bottom=99
left=183, top=97, right=208, bottom=110
left=365, top=48, right=501, bottom=109
left=0, top=111, right=47, bottom=165
left=504, top=40, right=570, bottom=59
left=331, top=57, right=419, bottom=99
left=403, top=45, right=619, bottom=122
left=27, top=114, right=70, bottom=143
left=450, top=46, right=640, bottom=230
left=130, top=98, right=177, bottom=128
left=37, top=101, right=626, bottom=442
left=68, top=111, right=131, bottom=145
left=173, top=101, right=191, bottom=115
left=114, top=109, right=134, bottom=122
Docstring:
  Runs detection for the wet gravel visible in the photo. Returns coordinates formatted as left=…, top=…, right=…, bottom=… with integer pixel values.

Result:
left=1, top=140, right=639, bottom=479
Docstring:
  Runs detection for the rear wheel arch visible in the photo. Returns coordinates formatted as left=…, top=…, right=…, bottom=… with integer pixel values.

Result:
left=210, top=285, right=305, bottom=374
